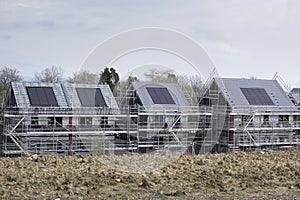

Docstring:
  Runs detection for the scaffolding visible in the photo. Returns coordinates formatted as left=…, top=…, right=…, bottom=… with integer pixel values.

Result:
left=192, top=68, right=228, bottom=154
left=197, top=75, right=300, bottom=153
left=217, top=107, right=300, bottom=152
left=1, top=74, right=300, bottom=157
left=2, top=104, right=299, bottom=156
left=0, top=103, right=204, bottom=156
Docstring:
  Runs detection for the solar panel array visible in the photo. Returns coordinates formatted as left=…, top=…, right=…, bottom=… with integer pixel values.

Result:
left=76, top=88, right=107, bottom=107
left=26, top=87, right=59, bottom=107
left=146, top=87, right=175, bottom=104
left=240, top=88, right=274, bottom=105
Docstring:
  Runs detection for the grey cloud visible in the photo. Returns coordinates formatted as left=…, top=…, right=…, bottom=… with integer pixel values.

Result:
left=0, top=35, right=12, bottom=40
left=36, top=20, right=56, bottom=28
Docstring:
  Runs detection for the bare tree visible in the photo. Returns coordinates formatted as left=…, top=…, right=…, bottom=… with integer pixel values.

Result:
left=0, top=66, right=23, bottom=100
left=67, top=70, right=99, bottom=84
left=144, top=69, right=177, bottom=83
left=34, top=66, right=64, bottom=83
left=177, top=74, right=203, bottom=104
left=178, top=74, right=203, bottom=93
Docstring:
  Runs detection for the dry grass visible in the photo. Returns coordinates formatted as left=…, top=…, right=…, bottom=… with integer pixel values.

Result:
left=0, top=151, right=300, bottom=199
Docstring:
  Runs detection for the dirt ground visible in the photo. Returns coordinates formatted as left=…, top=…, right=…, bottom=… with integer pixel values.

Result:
left=0, top=150, right=300, bottom=199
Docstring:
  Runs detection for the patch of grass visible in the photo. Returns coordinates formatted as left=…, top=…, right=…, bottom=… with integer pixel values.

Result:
left=93, top=139, right=104, bottom=155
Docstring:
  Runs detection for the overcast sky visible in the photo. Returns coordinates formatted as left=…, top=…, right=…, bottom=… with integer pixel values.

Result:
left=1, top=0, right=300, bottom=87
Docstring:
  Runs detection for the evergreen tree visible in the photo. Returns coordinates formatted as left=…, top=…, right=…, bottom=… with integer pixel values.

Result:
left=99, top=67, right=120, bottom=92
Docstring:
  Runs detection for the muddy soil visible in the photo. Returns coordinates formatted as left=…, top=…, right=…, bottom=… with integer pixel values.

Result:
left=0, top=151, right=300, bottom=199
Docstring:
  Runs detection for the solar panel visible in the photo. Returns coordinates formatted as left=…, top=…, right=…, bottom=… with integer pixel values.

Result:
left=240, top=88, right=274, bottom=105
left=291, top=88, right=300, bottom=93
left=146, top=87, right=175, bottom=104
left=76, top=88, right=107, bottom=107
left=26, top=87, right=59, bottom=107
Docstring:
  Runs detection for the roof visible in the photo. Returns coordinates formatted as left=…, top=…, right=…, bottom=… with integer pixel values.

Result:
left=215, top=78, right=295, bottom=109
left=130, top=82, right=190, bottom=111
left=289, top=88, right=300, bottom=105
left=10, top=82, right=68, bottom=108
left=62, top=83, right=119, bottom=110
left=8, top=82, right=119, bottom=112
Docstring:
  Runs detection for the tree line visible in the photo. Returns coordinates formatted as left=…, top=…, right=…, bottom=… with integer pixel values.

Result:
left=0, top=66, right=120, bottom=101
left=0, top=65, right=203, bottom=104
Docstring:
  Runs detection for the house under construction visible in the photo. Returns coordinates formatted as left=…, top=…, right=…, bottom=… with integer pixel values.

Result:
left=198, top=77, right=300, bottom=152
left=0, top=81, right=201, bottom=156
left=0, top=82, right=121, bottom=156
left=118, top=82, right=201, bottom=153
left=1, top=74, right=300, bottom=157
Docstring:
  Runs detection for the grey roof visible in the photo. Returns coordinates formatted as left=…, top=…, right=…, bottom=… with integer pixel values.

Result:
left=131, top=82, right=190, bottom=111
left=215, top=78, right=295, bottom=108
left=10, top=82, right=119, bottom=111
left=11, top=82, right=68, bottom=108
left=62, top=83, right=119, bottom=110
